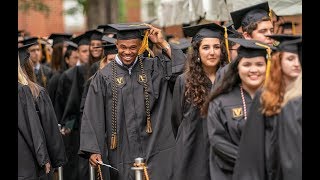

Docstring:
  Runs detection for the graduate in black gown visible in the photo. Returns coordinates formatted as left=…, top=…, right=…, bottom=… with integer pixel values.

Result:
left=19, top=37, right=53, bottom=90
left=203, top=38, right=275, bottom=180
left=232, top=36, right=302, bottom=180
left=18, top=59, right=51, bottom=180
left=79, top=23, right=185, bottom=180
left=19, top=42, right=67, bottom=179
left=171, top=22, right=229, bottom=180
left=47, top=33, right=73, bottom=115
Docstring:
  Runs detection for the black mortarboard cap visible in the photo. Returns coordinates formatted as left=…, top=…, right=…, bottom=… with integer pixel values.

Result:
left=225, top=23, right=243, bottom=38
left=18, top=30, right=24, bottom=37
left=103, top=23, right=150, bottom=40
left=280, top=38, right=302, bottom=66
left=102, top=36, right=117, bottom=44
left=230, top=1, right=270, bottom=30
left=18, top=42, right=38, bottom=65
left=102, top=44, right=118, bottom=56
left=48, top=33, right=73, bottom=46
left=18, top=37, right=38, bottom=45
left=169, top=38, right=191, bottom=53
left=72, top=33, right=90, bottom=46
left=65, top=41, right=78, bottom=51
left=228, top=38, right=275, bottom=58
left=183, top=23, right=232, bottom=43
left=265, top=34, right=301, bottom=53
left=86, top=29, right=104, bottom=41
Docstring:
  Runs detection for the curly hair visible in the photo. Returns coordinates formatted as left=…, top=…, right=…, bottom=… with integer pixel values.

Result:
left=185, top=37, right=228, bottom=113
left=260, top=51, right=285, bottom=116
left=243, top=16, right=272, bottom=35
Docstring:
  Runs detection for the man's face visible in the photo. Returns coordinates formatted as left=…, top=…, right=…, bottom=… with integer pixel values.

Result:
left=78, top=45, right=90, bottom=64
left=244, top=21, right=274, bottom=46
left=28, top=44, right=41, bottom=64
left=116, top=38, right=141, bottom=65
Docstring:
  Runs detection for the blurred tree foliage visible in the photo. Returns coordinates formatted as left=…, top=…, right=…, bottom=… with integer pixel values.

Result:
left=18, top=0, right=50, bottom=16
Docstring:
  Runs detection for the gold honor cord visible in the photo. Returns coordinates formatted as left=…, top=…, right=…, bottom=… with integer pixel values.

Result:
left=224, top=26, right=231, bottom=63
left=133, top=162, right=150, bottom=180
left=255, top=42, right=272, bottom=86
left=97, top=164, right=103, bottom=180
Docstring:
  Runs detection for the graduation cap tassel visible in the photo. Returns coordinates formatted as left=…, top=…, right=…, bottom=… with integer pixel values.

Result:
left=146, top=117, right=152, bottom=134
left=110, top=134, right=117, bottom=150
left=255, top=42, right=272, bottom=86
left=223, top=27, right=231, bottom=63
left=138, top=30, right=150, bottom=56
left=292, top=22, right=296, bottom=35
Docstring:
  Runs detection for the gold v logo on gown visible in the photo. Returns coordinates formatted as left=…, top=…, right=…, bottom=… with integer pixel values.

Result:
left=138, top=74, right=147, bottom=83
left=115, top=77, right=124, bottom=86
left=232, top=107, right=243, bottom=118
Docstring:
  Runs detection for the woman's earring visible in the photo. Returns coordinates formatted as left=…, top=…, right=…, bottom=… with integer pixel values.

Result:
left=196, top=57, right=200, bottom=63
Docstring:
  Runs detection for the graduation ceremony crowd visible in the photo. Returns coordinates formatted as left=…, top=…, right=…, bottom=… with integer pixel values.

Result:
left=18, top=1, right=302, bottom=180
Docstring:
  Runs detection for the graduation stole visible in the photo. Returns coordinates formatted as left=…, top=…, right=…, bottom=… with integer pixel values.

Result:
left=110, top=56, right=153, bottom=150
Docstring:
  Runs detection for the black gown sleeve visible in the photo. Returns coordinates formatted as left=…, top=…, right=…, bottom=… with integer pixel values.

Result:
left=277, top=96, right=302, bottom=180
left=18, top=84, right=50, bottom=167
left=171, top=74, right=185, bottom=138
left=207, top=100, right=238, bottom=167
left=79, top=72, right=107, bottom=156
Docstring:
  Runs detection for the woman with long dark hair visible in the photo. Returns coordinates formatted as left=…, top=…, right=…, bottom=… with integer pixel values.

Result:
left=171, top=23, right=229, bottom=180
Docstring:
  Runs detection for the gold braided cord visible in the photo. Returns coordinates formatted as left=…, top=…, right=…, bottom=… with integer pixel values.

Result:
left=133, top=162, right=150, bottom=180
left=97, top=164, right=103, bottom=180
left=255, top=42, right=272, bottom=86
left=138, top=56, right=152, bottom=134
left=223, top=26, right=231, bottom=63
left=110, top=61, right=118, bottom=150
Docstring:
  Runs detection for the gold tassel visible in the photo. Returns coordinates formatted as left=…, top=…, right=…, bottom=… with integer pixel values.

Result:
left=255, top=42, right=272, bottom=86
left=146, top=117, right=152, bottom=134
left=292, top=21, right=296, bottom=35
left=138, top=30, right=150, bottom=56
left=110, top=134, right=117, bottom=150
left=223, top=26, right=231, bottom=63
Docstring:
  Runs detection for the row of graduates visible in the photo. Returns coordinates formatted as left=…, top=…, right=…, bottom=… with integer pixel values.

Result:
left=78, top=1, right=302, bottom=180
left=18, top=27, right=122, bottom=179
left=18, top=1, right=301, bottom=180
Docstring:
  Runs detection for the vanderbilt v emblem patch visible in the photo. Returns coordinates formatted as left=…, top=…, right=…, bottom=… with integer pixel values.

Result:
left=115, top=77, right=124, bottom=86
left=232, top=107, right=243, bottom=118
left=138, top=74, right=147, bottom=83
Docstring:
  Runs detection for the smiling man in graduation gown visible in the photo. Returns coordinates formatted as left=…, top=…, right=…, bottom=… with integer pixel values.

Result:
left=79, top=23, right=185, bottom=180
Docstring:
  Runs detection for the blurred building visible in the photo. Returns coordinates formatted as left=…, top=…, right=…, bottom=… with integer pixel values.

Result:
left=18, top=0, right=65, bottom=37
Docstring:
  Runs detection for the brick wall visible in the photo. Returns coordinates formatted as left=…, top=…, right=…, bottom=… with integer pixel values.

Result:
left=18, top=0, right=65, bottom=37
left=124, top=0, right=141, bottom=23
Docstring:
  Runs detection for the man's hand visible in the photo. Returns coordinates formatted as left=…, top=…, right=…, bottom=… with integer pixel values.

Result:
left=60, top=127, right=71, bottom=136
left=89, top=154, right=102, bottom=167
left=44, top=162, right=51, bottom=174
left=145, top=24, right=171, bottom=58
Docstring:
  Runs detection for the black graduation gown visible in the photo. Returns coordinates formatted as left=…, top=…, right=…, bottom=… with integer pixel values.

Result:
left=34, top=86, right=67, bottom=168
left=232, top=91, right=280, bottom=180
left=18, top=83, right=50, bottom=180
left=35, top=64, right=53, bottom=90
left=171, top=74, right=211, bottom=180
left=89, top=61, right=100, bottom=77
left=80, top=49, right=185, bottom=180
left=277, top=96, right=302, bottom=180
left=207, top=86, right=253, bottom=180
left=54, top=67, right=77, bottom=123
left=47, top=71, right=62, bottom=111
